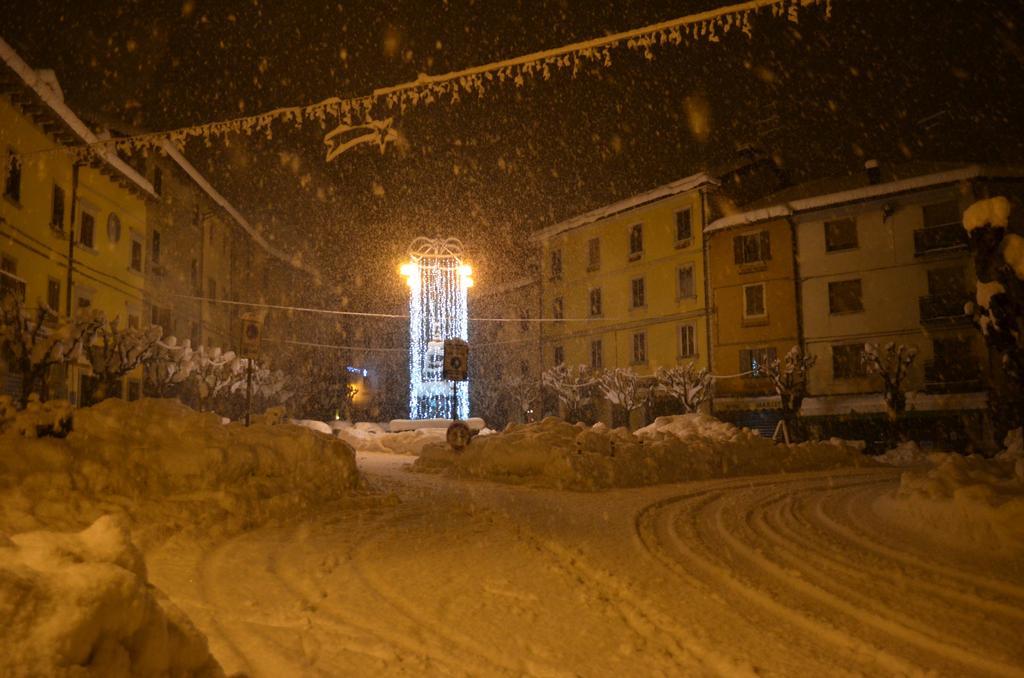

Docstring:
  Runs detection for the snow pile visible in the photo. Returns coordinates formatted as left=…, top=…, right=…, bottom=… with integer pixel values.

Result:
left=0, top=398, right=360, bottom=545
left=334, top=422, right=448, bottom=456
left=0, top=395, right=73, bottom=438
left=0, top=515, right=223, bottom=676
left=962, top=196, right=1011, bottom=231
left=416, top=414, right=871, bottom=490
left=893, top=429, right=1024, bottom=552
left=875, top=440, right=929, bottom=466
left=389, top=417, right=486, bottom=432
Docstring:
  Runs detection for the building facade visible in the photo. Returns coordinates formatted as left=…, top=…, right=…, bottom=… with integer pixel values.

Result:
left=707, top=163, right=1024, bottom=448
left=534, top=173, right=717, bottom=427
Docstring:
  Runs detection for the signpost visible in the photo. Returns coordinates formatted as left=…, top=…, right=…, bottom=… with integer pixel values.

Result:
left=442, top=338, right=470, bottom=450
left=239, top=315, right=262, bottom=426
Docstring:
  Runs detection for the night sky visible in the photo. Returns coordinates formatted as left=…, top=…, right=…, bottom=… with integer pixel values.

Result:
left=2, top=0, right=1023, bottom=306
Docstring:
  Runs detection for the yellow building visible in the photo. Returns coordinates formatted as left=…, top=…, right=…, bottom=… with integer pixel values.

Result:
left=533, top=173, right=717, bottom=426
left=1, top=40, right=157, bottom=402
left=704, top=215, right=799, bottom=434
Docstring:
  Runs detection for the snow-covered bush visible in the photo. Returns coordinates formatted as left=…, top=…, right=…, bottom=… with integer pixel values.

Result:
left=655, top=363, right=712, bottom=413
left=542, top=364, right=594, bottom=423
left=762, top=346, right=816, bottom=440
left=962, top=196, right=1024, bottom=430
left=83, top=318, right=163, bottom=401
left=289, top=357, right=353, bottom=420
left=190, top=346, right=238, bottom=412
left=0, top=515, right=224, bottom=677
left=863, top=342, right=917, bottom=442
left=596, top=367, right=644, bottom=427
left=0, top=291, right=103, bottom=407
left=0, top=395, right=73, bottom=438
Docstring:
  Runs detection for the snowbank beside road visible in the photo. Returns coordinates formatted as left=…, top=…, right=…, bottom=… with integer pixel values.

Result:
left=332, top=421, right=448, bottom=456
left=416, top=414, right=872, bottom=490
left=892, top=429, right=1024, bottom=552
left=0, top=515, right=223, bottom=676
left=0, top=398, right=360, bottom=545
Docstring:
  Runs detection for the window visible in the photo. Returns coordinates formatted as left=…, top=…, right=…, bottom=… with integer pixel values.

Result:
left=77, top=296, right=91, bottom=310
left=629, top=223, right=643, bottom=259
left=550, top=249, right=562, bottom=280
left=675, top=208, right=692, bottom=244
left=591, top=339, right=603, bottom=369
left=679, top=324, right=696, bottom=358
left=46, top=278, right=60, bottom=312
left=824, top=218, right=858, bottom=252
left=126, top=380, right=141, bottom=402
left=4, top=150, right=21, bottom=202
left=631, top=277, right=645, bottom=308
left=106, top=213, right=121, bottom=243
left=152, top=167, right=163, bottom=196
left=677, top=265, right=695, bottom=299
left=519, top=311, right=530, bottom=332
left=51, top=185, right=65, bottom=230
left=208, top=277, right=217, bottom=300
left=632, top=332, right=647, bottom=364
left=552, top=296, right=563, bottom=320
left=589, top=288, right=602, bottom=316
left=733, top=231, right=771, bottom=265
left=740, top=347, right=777, bottom=377
left=832, top=344, right=867, bottom=379
left=127, top=314, right=140, bottom=330
left=190, top=259, right=199, bottom=290
left=743, top=283, right=766, bottom=318
left=1, top=256, right=24, bottom=302
left=554, top=345, right=565, bottom=365
left=130, top=237, right=143, bottom=272
left=151, top=230, right=161, bottom=265
left=828, top=279, right=863, bottom=314
left=587, top=238, right=600, bottom=270
left=79, top=212, right=95, bottom=248
left=1, top=255, right=14, bottom=275
left=922, top=200, right=960, bottom=229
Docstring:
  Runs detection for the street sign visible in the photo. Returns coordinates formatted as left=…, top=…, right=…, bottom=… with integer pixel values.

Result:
left=240, top=316, right=262, bottom=359
left=443, top=338, right=469, bottom=381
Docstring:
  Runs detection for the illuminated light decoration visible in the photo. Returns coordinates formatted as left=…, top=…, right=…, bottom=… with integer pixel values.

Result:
left=400, top=237, right=473, bottom=419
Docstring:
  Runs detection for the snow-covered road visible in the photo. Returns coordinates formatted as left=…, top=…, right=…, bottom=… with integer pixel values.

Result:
left=148, top=452, right=1024, bottom=677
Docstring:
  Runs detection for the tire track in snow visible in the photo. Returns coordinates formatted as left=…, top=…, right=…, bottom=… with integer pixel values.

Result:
left=635, top=470, right=1024, bottom=676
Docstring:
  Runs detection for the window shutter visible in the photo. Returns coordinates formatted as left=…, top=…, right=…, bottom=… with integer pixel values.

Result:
left=740, top=349, right=750, bottom=373
left=733, top=236, right=743, bottom=264
left=760, top=231, right=771, bottom=260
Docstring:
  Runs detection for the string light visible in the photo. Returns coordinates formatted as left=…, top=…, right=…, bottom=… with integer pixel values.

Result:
left=400, top=238, right=473, bottom=419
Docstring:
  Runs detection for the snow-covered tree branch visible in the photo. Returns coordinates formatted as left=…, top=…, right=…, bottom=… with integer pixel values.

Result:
left=863, top=342, right=917, bottom=441
left=762, top=347, right=816, bottom=438
left=83, top=318, right=162, bottom=401
left=597, top=367, right=644, bottom=426
left=542, top=364, right=594, bottom=423
left=143, top=337, right=197, bottom=397
left=655, top=364, right=713, bottom=414
left=0, top=291, right=104, bottom=407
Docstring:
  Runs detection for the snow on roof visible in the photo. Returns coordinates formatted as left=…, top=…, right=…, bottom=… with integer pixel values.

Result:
left=0, top=36, right=157, bottom=199
left=533, top=172, right=717, bottom=241
left=706, top=164, right=1024, bottom=233
left=158, top=141, right=304, bottom=270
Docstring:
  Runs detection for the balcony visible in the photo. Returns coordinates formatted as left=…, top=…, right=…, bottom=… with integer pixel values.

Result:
left=923, top=359, right=982, bottom=394
left=913, top=223, right=968, bottom=257
left=918, top=294, right=971, bottom=325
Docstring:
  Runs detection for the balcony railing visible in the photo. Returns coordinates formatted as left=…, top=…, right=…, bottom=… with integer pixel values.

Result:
left=913, top=223, right=968, bottom=256
left=923, top=359, right=982, bottom=394
left=918, top=294, right=971, bottom=324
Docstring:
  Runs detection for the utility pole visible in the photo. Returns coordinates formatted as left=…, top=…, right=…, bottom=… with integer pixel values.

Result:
left=64, top=161, right=81, bottom=403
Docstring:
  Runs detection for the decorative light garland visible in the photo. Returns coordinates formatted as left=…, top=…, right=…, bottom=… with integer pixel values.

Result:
left=46, top=0, right=831, bottom=164
left=400, top=238, right=473, bottom=419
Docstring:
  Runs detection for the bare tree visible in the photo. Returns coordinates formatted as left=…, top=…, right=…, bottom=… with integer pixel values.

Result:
left=144, top=337, right=197, bottom=397
left=542, top=364, right=594, bottom=423
left=597, top=367, right=643, bottom=428
left=863, top=342, right=918, bottom=443
left=83, top=318, right=162, bottom=401
left=762, top=347, right=816, bottom=441
left=0, top=291, right=103, bottom=407
left=655, top=364, right=713, bottom=414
